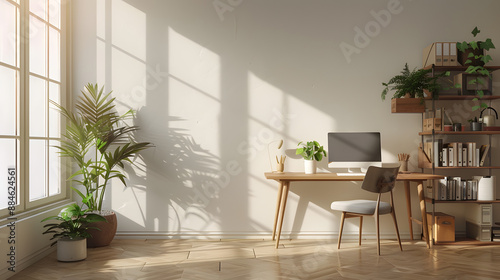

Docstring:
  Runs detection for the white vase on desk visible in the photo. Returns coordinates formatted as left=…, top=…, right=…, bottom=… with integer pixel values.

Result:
left=304, top=160, right=316, bottom=174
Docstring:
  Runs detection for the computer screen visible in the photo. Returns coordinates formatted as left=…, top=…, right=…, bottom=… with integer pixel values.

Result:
left=327, top=132, right=382, bottom=172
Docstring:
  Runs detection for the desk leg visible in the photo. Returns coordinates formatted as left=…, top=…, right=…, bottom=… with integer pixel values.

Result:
left=404, top=181, right=413, bottom=240
left=275, top=181, right=290, bottom=249
left=272, top=181, right=284, bottom=241
left=417, top=181, right=431, bottom=249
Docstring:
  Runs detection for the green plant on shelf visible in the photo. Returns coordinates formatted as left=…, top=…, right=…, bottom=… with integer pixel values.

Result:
left=456, top=26, right=496, bottom=111
left=381, top=63, right=449, bottom=102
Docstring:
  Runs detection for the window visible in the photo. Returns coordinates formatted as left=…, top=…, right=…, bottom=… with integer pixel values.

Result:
left=0, top=0, right=67, bottom=216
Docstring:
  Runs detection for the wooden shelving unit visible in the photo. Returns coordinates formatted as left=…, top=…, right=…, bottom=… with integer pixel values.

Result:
left=419, top=64, right=500, bottom=245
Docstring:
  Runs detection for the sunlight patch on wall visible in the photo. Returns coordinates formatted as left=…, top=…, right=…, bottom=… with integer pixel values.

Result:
left=168, top=27, right=222, bottom=161
left=111, top=177, right=147, bottom=228
left=248, top=72, right=284, bottom=124
left=111, top=48, right=147, bottom=114
left=168, top=76, right=221, bottom=158
left=111, top=0, right=146, bottom=61
left=168, top=27, right=221, bottom=100
left=96, top=39, right=105, bottom=87
left=287, top=94, right=335, bottom=138
left=245, top=72, right=289, bottom=174
left=96, top=0, right=105, bottom=40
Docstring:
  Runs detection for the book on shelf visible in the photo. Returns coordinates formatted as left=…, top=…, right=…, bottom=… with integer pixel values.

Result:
left=479, top=144, right=490, bottom=167
left=423, top=42, right=443, bottom=67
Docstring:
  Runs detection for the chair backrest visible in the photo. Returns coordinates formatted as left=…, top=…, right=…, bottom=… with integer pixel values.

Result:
left=360, top=166, right=399, bottom=194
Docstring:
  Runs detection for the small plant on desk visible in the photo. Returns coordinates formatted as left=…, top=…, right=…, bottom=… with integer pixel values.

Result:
left=296, top=141, right=326, bottom=174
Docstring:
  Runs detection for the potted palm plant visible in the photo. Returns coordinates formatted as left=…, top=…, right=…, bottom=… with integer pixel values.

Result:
left=52, top=83, right=152, bottom=247
left=381, top=63, right=447, bottom=113
left=296, top=141, right=326, bottom=174
left=42, top=203, right=106, bottom=262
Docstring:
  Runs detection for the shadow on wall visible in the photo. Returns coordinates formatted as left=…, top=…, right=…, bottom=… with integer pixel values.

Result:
left=119, top=111, right=223, bottom=234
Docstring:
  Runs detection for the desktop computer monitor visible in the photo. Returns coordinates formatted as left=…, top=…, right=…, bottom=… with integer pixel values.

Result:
left=327, top=132, right=382, bottom=173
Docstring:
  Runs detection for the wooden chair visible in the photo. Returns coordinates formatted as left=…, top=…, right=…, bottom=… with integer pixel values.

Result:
left=330, top=166, right=402, bottom=255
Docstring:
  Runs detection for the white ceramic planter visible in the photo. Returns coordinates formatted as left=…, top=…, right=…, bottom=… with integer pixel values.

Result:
left=57, top=237, right=87, bottom=262
left=304, top=160, right=317, bottom=174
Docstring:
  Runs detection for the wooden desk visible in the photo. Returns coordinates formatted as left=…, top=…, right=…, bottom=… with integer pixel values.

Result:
left=264, top=172, right=444, bottom=249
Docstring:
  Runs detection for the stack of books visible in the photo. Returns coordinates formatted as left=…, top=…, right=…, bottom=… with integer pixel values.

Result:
left=423, top=140, right=490, bottom=167
left=431, top=176, right=479, bottom=201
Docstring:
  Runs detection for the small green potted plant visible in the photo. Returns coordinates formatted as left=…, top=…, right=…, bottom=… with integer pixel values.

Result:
left=468, top=116, right=483, bottom=131
left=42, top=203, right=106, bottom=262
left=381, top=63, right=448, bottom=113
left=296, top=141, right=326, bottom=174
left=456, top=26, right=496, bottom=111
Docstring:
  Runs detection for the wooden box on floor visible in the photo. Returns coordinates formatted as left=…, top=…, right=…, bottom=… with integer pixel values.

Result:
left=427, top=212, right=455, bottom=242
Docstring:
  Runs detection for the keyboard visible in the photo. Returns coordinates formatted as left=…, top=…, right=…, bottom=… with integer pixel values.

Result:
left=336, top=173, right=366, bottom=176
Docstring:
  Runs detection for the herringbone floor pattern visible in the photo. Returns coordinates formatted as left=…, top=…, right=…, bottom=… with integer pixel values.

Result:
left=8, top=239, right=500, bottom=279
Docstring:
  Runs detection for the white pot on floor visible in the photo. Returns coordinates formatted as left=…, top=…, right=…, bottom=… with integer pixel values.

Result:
left=304, top=160, right=317, bottom=174
left=57, top=237, right=87, bottom=262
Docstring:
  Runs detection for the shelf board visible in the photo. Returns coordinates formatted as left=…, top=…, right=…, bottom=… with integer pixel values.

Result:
left=424, top=95, right=500, bottom=101
left=422, top=65, right=500, bottom=71
left=425, top=198, right=500, bottom=203
left=421, top=166, right=500, bottom=169
left=419, top=131, right=500, bottom=135
left=433, top=237, right=500, bottom=246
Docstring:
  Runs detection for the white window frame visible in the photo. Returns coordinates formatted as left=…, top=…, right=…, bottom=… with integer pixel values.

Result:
left=0, top=0, right=70, bottom=217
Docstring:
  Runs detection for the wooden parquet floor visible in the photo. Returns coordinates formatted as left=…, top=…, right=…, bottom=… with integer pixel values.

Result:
left=8, top=239, right=500, bottom=279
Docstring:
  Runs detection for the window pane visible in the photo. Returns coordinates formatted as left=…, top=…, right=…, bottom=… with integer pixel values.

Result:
left=0, top=0, right=18, bottom=67
left=48, top=27, right=60, bottom=81
left=48, top=0, right=60, bottom=28
left=29, top=16, right=46, bottom=77
left=29, top=75, right=47, bottom=137
left=29, top=139, right=47, bottom=201
left=48, top=82, right=60, bottom=137
left=0, top=139, right=18, bottom=209
left=29, top=0, right=47, bottom=20
left=48, top=140, right=60, bottom=195
left=0, top=67, right=18, bottom=136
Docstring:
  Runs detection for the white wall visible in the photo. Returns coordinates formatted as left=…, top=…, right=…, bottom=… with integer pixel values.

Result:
left=71, top=0, right=500, bottom=239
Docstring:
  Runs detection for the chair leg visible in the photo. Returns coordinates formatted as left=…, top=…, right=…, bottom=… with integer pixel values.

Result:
left=338, top=212, right=346, bottom=249
left=375, top=212, right=380, bottom=256
left=359, top=216, right=363, bottom=246
left=391, top=211, right=403, bottom=251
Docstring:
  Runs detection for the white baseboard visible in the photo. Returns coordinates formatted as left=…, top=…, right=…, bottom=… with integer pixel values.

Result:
left=0, top=246, right=55, bottom=280
left=115, top=230, right=421, bottom=241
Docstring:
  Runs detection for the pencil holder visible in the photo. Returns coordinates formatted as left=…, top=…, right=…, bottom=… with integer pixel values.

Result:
left=399, top=160, right=408, bottom=172
left=276, top=162, right=284, bottom=173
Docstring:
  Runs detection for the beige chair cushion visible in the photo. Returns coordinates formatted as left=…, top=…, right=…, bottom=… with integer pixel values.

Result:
left=331, top=200, right=392, bottom=215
